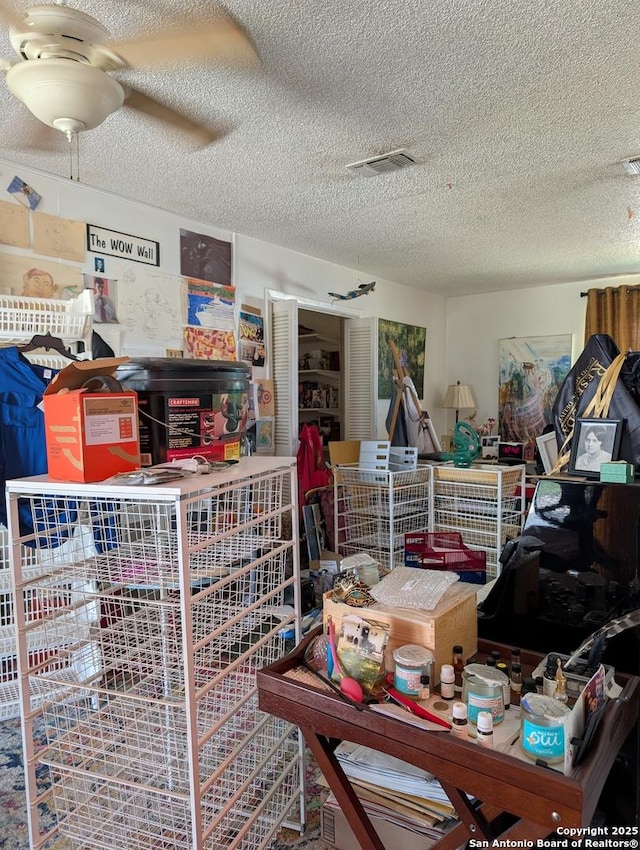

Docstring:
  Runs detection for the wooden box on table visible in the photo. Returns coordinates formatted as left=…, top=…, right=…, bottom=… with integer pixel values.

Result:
left=322, top=582, right=477, bottom=685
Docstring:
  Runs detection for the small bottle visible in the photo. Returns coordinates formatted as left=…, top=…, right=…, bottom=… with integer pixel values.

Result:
left=511, top=647, right=521, bottom=667
left=522, top=677, right=537, bottom=696
left=485, top=656, right=497, bottom=668
left=554, top=658, right=568, bottom=703
left=440, top=664, right=455, bottom=699
left=496, top=661, right=511, bottom=710
left=476, top=711, right=494, bottom=748
left=451, top=702, right=469, bottom=739
left=419, top=672, right=431, bottom=700
left=452, top=645, right=465, bottom=692
left=535, top=676, right=544, bottom=694
left=510, top=662, right=522, bottom=694
left=490, top=650, right=501, bottom=665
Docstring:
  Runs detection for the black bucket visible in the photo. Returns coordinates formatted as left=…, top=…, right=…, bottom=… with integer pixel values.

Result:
left=116, top=357, right=251, bottom=466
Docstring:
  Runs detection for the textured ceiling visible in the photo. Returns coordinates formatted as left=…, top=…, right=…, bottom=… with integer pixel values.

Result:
left=1, top=0, right=640, bottom=297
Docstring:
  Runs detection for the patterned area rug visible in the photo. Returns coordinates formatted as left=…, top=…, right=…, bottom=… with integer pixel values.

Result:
left=0, top=718, right=325, bottom=850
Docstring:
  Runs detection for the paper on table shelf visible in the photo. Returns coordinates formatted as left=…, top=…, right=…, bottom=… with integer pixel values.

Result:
left=323, top=791, right=450, bottom=837
left=334, top=742, right=450, bottom=804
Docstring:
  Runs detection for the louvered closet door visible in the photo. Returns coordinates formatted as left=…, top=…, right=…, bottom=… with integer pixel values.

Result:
left=270, top=300, right=376, bottom=449
left=271, top=298, right=298, bottom=457
left=343, top=316, right=377, bottom=440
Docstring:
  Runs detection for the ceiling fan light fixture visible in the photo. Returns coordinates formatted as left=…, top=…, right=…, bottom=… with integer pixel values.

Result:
left=52, top=117, right=86, bottom=135
left=6, top=57, right=124, bottom=132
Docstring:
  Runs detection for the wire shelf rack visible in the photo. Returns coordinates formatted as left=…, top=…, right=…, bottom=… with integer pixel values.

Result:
left=7, top=459, right=303, bottom=850
left=334, top=463, right=432, bottom=570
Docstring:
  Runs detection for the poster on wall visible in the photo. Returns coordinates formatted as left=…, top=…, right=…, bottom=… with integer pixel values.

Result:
left=0, top=200, right=29, bottom=248
left=184, top=326, right=237, bottom=361
left=7, top=175, right=41, bottom=211
left=377, top=318, right=426, bottom=399
left=180, top=229, right=232, bottom=285
left=0, top=252, right=81, bottom=297
left=33, top=211, right=86, bottom=263
left=185, top=278, right=235, bottom=328
left=84, top=274, right=119, bottom=323
left=117, top=268, right=183, bottom=355
left=499, top=334, right=572, bottom=461
left=238, top=308, right=265, bottom=367
left=255, top=418, right=275, bottom=454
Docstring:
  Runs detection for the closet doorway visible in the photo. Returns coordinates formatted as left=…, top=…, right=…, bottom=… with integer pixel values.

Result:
left=265, top=290, right=377, bottom=457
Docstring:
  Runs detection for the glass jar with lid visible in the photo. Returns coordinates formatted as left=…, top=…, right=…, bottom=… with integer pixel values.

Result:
left=520, top=693, right=570, bottom=764
left=392, top=645, right=434, bottom=700
left=462, top=663, right=508, bottom=725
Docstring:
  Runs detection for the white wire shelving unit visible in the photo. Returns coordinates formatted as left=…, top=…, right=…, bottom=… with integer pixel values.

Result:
left=334, top=463, right=432, bottom=569
left=7, top=457, right=304, bottom=850
left=0, top=291, right=94, bottom=721
left=431, top=464, right=526, bottom=579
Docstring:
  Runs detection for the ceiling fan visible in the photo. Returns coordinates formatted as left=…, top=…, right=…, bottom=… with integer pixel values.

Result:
left=0, top=0, right=260, bottom=145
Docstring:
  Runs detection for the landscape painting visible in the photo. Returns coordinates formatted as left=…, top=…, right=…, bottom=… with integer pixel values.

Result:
left=378, top=319, right=426, bottom=399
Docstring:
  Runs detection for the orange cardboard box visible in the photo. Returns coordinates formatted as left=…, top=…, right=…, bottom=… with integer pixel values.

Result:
left=43, top=357, right=141, bottom=483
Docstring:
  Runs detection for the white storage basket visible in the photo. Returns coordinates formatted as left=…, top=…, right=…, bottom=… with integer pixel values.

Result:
left=0, top=290, right=93, bottom=343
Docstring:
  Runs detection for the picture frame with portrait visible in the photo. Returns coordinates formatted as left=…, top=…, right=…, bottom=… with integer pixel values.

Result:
left=568, top=418, right=623, bottom=479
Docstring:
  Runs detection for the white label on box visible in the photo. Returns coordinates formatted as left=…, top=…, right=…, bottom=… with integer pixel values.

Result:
left=83, top=397, right=138, bottom=446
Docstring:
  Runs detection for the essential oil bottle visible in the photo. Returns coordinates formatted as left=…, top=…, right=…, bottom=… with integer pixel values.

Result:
left=476, top=711, right=494, bottom=748
left=451, top=702, right=469, bottom=739
left=452, top=645, right=465, bottom=691
left=510, top=662, right=522, bottom=694
left=440, top=664, right=455, bottom=699
left=420, top=672, right=431, bottom=700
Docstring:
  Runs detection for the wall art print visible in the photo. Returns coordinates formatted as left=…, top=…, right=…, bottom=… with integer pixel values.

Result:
left=377, top=319, right=426, bottom=400
left=498, top=334, right=572, bottom=461
left=180, top=230, right=231, bottom=285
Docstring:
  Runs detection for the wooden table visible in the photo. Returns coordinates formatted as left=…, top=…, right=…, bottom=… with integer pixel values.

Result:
left=257, top=628, right=639, bottom=849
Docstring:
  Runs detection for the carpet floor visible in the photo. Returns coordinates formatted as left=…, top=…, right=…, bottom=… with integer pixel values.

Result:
left=0, top=718, right=326, bottom=850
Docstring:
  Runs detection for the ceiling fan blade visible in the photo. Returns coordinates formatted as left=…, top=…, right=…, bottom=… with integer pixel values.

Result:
left=106, top=13, right=259, bottom=70
left=123, top=87, right=225, bottom=146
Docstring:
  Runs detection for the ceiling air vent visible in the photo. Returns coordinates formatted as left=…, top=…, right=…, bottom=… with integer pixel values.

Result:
left=345, top=148, right=416, bottom=177
left=623, top=157, right=640, bottom=176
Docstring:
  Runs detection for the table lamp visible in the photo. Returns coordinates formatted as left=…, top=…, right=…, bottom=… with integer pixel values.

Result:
left=442, top=380, right=476, bottom=423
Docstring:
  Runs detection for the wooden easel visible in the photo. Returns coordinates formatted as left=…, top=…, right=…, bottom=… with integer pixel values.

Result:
left=387, top=340, right=426, bottom=443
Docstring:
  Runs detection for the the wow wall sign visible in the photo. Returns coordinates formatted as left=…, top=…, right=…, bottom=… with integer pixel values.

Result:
left=87, top=224, right=160, bottom=266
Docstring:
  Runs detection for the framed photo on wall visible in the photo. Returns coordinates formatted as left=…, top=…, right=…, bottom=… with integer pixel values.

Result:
left=568, top=418, right=622, bottom=479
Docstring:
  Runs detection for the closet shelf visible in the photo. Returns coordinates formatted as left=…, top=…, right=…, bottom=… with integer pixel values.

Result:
left=0, top=291, right=93, bottom=345
left=299, top=369, right=341, bottom=378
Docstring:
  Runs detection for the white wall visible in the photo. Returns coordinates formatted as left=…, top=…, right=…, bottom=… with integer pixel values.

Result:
left=445, top=275, right=640, bottom=431
left=0, top=158, right=447, bottom=435
left=11, top=156, right=629, bottom=444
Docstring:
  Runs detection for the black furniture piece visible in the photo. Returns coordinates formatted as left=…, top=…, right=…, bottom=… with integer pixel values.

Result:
left=478, top=477, right=640, bottom=673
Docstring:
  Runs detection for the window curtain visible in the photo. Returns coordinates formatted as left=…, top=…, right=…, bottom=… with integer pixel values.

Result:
left=584, top=285, right=640, bottom=351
